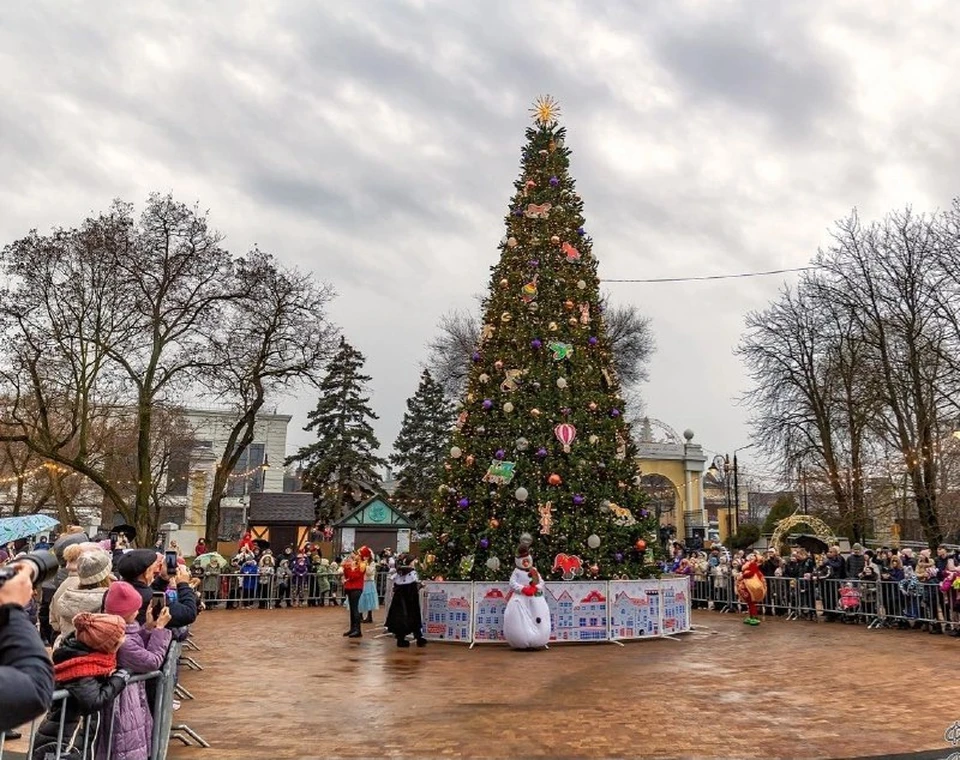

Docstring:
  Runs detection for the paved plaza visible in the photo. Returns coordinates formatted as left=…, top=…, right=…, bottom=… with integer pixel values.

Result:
left=168, top=609, right=960, bottom=760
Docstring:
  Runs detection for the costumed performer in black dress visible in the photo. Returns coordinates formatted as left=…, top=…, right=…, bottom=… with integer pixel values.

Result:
left=385, top=554, right=427, bottom=648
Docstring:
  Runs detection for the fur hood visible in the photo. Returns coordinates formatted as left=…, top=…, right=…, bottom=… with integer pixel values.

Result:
left=54, top=585, right=108, bottom=639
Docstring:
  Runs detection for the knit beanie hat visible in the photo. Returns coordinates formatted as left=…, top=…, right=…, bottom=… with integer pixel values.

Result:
left=116, top=549, right=160, bottom=581
left=104, top=581, right=144, bottom=618
left=73, top=612, right=127, bottom=653
left=78, top=549, right=113, bottom=586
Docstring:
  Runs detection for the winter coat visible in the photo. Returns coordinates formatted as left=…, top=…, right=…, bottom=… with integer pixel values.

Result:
left=0, top=604, right=54, bottom=732
left=104, top=623, right=172, bottom=760
left=49, top=574, right=81, bottom=632
left=145, top=579, right=198, bottom=629
left=342, top=562, right=365, bottom=591
left=32, top=636, right=126, bottom=758
left=202, top=566, right=221, bottom=594
left=291, top=560, right=309, bottom=584
left=53, top=586, right=108, bottom=641
left=241, top=563, right=259, bottom=591
left=845, top=553, right=866, bottom=580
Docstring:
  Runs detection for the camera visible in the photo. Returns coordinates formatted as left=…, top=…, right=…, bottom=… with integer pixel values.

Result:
left=0, top=550, right=59, bottom=589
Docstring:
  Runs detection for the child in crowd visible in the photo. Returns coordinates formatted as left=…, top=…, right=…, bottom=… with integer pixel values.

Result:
left=202, top=559, right=221, bottom=609
left=240, top=557, right=259, bottom=609
left=103, top=581, right=173, bottom=760
left=291, top=553, right=309, bottom=608
left=316, top=558, right=332, bottom=606
left=32, top=613, right=130, bottom=758
left=258, top=551, right=275, bottom=610
left=276, top=558, right=292, bottom=608
left=358, top=546, right=379, bottom=624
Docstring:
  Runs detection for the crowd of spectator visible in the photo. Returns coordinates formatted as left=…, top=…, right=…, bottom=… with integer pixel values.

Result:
left=663, top=540, right=960, bottom=635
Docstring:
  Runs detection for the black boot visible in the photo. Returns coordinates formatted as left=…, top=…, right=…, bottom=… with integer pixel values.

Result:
left=348, top=630, right=362, bottom=638
left=397, top=637, right=410, bottom=647
left=416, top=637, right=427, bottom=647
left=364, top=613, right=373, bottom=624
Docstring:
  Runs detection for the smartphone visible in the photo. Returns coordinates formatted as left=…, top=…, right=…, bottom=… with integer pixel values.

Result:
left=164, top=551, right=178, bottom=575
left=108, top=531, right=118, bottom=551
left=151, top=591, right=166, bottom=619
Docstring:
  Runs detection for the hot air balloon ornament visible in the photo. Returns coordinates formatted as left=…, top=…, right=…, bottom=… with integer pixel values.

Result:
left=554, top=423, right=577, bottom=453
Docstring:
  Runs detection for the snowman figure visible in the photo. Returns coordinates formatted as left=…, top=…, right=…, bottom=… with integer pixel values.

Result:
left=503, top=533, right=552, bottom=649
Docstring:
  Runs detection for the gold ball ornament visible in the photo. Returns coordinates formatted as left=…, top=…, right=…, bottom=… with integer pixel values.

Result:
left=507, top=237, right=518, bottom=248
left=501, top=312, right=512, bottom=323
left=530, top=408, right=541, bottom=418
left=577, top=280, right=587, bottom=290
left=467, top=393, right=475, bottom=402
left=500, top=278, right=509, bottom=288
left=551, top=235, right=560, bottom=244
left=589, top=434, right=599, bottom=444
left=568, top=317, right=579, bottom=326
left=548, top=321, right=558, bottom=331
left=489, top=518, right=500, bottom=529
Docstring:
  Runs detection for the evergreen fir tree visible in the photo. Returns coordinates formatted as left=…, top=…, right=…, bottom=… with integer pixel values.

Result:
left=390, top=369, right=455, bottom=528
left=289, top=337, right=387, bottom=524
left=424, top=98, right=658, bottom=581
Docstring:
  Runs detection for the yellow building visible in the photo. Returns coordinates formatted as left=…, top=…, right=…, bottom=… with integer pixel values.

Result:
left=634, top=419, right=711, bottom=546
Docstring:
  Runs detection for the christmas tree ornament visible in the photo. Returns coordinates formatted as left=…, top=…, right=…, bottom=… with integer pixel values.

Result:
left=564, top=299, right=575, bottom=310
left=494, top=359, right=504, bottom=370
left=587, top=534, right=601, bottom=549
left=514, top=486, right=529, bottom=502
left=501, top=369, right=522, bottom=392
left=548, top=341, right=574, bottom=360
left=482, top=399, right=493, bottom=410
left=549, top=176, right=559, bottom=186
left=547, top=473, right=562, bottom=486
left=635, top=539, right=647, bottom=552
left=615, top=552, right=624, bottom=562
left=554, top=423, right=577, bottom=453
left=589, top=564, right=600, bottom=577
left=610, top=408, right=621, bottom=417
left=481, top=324, right=496, bottom=341
left=556, top=377, right=567, bottom=390
left=489, top=517, right=500, bottom=529
left=588, top=336, right=599, bottom=346
left=458, top=498, right=470, bottom=508
left=507, top=236, right=518, bottom=248
left=521, top=275, right=539, bottom=303
left=495, top=449, right=506, bottom=460
left=588, top=401, right=598, bottom=411
left=530, top=94, right=562, bottom=124
left=530, top=338, right=542, bottom=349
left=515, top=437, right=530, bottom=451
left=535, top=447, right=548, bottom=458
left=524, top=202, right=552, bottom=219
left=450, top=446, right=462, bottom=459
left=552, top=553, right=583, bottom=580
left=589, top=434, right=599, bottom=444
left=479, top=538, right=490, bottom=549
left=479, top=373, right=490, bottom=383
left=568, top=316, right=579, bottom=326
left=550, top=235, right=560, bottom=244
left=548, top=322, right=558, bottom=331
left=500, top=278, right=509, bottom=288
left=465, top=454, right=475, bottom=466
left=539, top=501, right=553, bottom=534
left=503, top=402, right=514, bottom=413
left=561, top=241, right=580, bottom=263
left=460, top=555, right=475, bottom=575
left=579, top=304, right=591, bottom=324
left=577, top=279, right=587, bottom=290
left=501, top=312, right=512, bottom=322
left=572, top=493, right=585, bottom=505
left=472, top=352, right=481, bottom=362
left=466, top=393, right=474, bottom=402
left=486, top=556, right=501, bottom=571
left=456, top=411, right=467, bottom=429
left=600, top=500, right=611, bottom=512
left=482, top=460, right=516, bottom=485
left=577, top=226, right=585, bottom=236
left=530, top=408, right=542, bottom=418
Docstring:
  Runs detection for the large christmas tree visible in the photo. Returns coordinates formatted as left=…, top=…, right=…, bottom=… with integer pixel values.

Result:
left=425, top=98, right=658, bottom=581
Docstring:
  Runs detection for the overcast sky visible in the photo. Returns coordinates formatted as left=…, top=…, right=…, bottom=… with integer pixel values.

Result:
left=2, top=1, right=958, bottom=485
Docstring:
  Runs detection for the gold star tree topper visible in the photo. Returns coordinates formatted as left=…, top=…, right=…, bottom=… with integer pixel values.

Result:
left=530, top=95, right=561, bottom=125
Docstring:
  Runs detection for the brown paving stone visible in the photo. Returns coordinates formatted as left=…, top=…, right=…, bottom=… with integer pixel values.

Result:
left=166, top=609, right=960, bottom=760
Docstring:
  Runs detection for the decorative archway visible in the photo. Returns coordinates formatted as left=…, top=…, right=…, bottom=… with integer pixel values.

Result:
left=770, top=514, right=837, bottom=552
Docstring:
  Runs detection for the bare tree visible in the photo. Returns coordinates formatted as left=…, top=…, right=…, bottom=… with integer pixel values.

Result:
left=426, top=301, right=654, bottom=401
left=200, top=250, right=338, bottom=541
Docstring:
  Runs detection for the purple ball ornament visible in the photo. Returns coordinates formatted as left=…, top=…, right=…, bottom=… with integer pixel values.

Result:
left=535, top=447, right=548, bottom=459
left=479, top=538, right=490, bottom=549
left=615, top=552, right=624, bottom=562
left=549, top=176, right=559, bottom=187
left=640, top=509, right=649, bottom=518
left=513, top=207, right=524, bottom=217
left=495, top=449, right=506, bottom=460
left=588, top=336, right=598, bottom=346
left=529, top=259, right=539, bottom=268
left=458, top=498, right=470, bottom=509
left=531, top=338, right=542, bottom=349
left=572, top=494, right=585, bottom=505
left=472, top=352, right=481, bottom=362
left=577, top=226, right=586, bottom=236
left=482, top=399, right=493, bottom=410
left=610, top=408, right=621, bottom=418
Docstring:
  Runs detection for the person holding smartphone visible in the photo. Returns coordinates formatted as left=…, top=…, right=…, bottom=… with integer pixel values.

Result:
left=0, top=564, right=56, bottom=732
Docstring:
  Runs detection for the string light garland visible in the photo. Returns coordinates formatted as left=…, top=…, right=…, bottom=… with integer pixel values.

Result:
left=601, top=265, right=820, bottom=284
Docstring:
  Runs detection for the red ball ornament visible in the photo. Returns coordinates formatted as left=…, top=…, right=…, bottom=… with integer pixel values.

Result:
left=589, top=564, right=599, bottom=576
left=489, top=517, right=500, bottom=529
left=564, top=299, right=575, bottom=310
left=548, top=473, right=562, bottom=486
left=635, top=539, right=647, bottom=552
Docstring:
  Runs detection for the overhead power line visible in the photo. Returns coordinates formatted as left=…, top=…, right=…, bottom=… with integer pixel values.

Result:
left=601, top=265, right=820, bottom=284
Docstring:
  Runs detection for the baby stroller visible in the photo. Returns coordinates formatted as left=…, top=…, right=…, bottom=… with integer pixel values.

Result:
left=839, top=583, right=862, bottom=623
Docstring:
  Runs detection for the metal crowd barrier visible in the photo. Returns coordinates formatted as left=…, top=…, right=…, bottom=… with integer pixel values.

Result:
left=197, top=568, right=392, bottom=611
left=688, top=572, right=959, bottom=632
left=0, top=641, right=183, bottom=760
